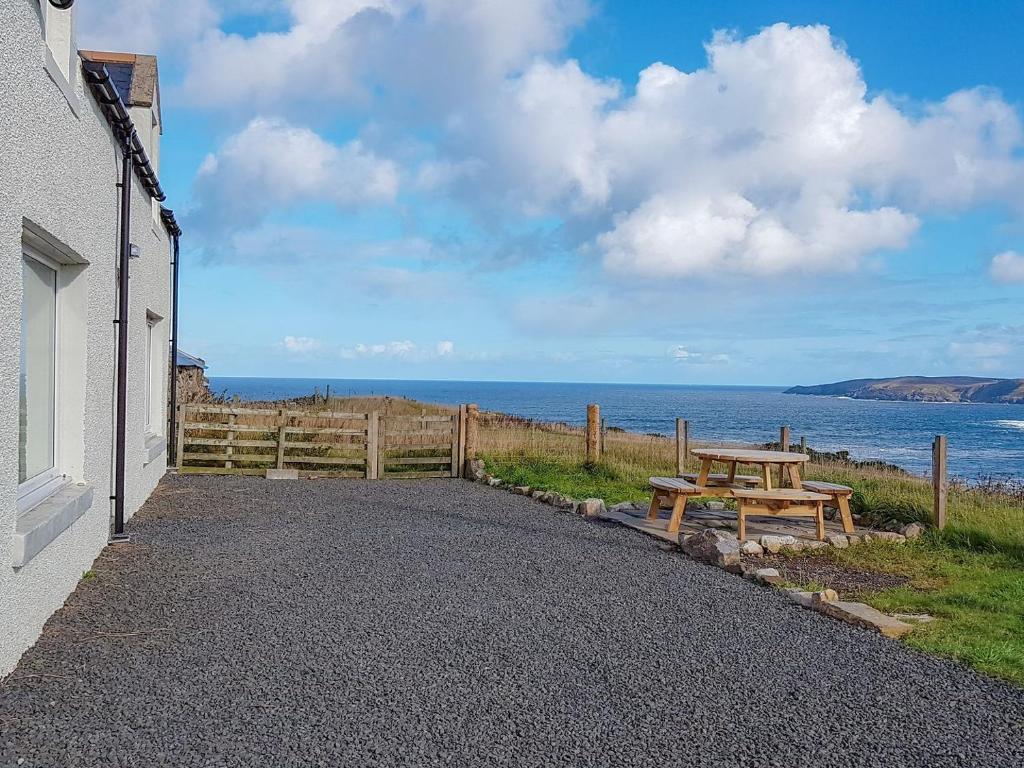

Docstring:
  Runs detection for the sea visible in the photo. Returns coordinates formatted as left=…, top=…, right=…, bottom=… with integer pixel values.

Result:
left=208, top=377, right=1024, bottom=481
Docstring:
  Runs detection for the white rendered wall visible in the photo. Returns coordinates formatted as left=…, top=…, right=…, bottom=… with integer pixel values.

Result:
left=0, top=0, right=173, bottom=676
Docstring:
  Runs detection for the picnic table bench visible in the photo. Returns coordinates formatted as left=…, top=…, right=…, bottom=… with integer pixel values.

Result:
left=647, top=447, right=856, bottom=541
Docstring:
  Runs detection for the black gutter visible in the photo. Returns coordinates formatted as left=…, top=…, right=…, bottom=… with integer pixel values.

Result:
left=162, top=209, right=182, bottom=463
left=81, top=60, right=166, bottom=202
left=49, top=1, right=75, bottom=8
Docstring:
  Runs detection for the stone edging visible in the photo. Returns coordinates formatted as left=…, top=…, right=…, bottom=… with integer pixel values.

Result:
left=465, top=459, right=931, bottom=640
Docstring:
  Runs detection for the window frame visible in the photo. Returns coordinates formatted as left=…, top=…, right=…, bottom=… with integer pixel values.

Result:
left=144, top=317, right=155, bottom=435
left=18, top=246, right=66, bottom=514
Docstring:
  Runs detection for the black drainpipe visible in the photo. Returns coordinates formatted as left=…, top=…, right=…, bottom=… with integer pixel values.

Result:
left=111, top=139, right=133, bottom=542
left=166, top=221, right=181, bottom=462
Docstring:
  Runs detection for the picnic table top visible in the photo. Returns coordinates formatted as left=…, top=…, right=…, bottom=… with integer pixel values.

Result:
left=692, top=447, right=810, bottom=464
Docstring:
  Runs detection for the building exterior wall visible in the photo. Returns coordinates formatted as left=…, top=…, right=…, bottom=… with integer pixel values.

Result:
left=0, top=0, right=173, bottom=675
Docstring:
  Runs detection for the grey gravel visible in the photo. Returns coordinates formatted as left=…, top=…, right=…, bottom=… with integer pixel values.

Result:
left=2, top=474, right=1022, bottom=767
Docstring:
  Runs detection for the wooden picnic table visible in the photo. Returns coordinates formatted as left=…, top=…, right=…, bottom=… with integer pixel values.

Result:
left=691, top=448, right=809, bottom=491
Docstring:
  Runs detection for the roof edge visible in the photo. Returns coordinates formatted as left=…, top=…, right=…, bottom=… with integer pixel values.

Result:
left=80, top=57, right=166, bottom=202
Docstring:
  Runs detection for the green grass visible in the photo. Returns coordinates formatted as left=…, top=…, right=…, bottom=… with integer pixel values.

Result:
left=482, top=450, right=1024, bottom=686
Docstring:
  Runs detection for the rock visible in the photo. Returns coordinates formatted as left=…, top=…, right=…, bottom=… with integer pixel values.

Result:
left=487, top=477, right=503, bottom=487
left=900, top=523, right=925, bottom=540
left=874, top=531, right=906, bottom=544
left=467, top=459, right=486, bottom=481
left=511, top=486, right=531, bottom=496
left=755, top=567, right=783, bottom=585
left=784, top=589, right=814, bottom=607
left=846, top=534, right=862, bottom=546
left=860, top=533, right=873, bottom=543
left=706, top=501, right=726, bottom=511
left=265, top=469, right=298, bottom=480
left=578, top=498, right=606, bottom=519
left=760, top=535, right=799, bottom=554
left=804, top=540, right=829, bottom=551
left=817, top=601, right=914, bottom=638
left=609, top=501, right=641, bottom=514
left=827, top=534, right=849, bottom=549
left=782, top=540, right=807, bottom=553
left=884, top=519, right=903, bottom=532
left=531, top=490, right=545, bottom=500
left=811, top=589, right=840, bottom=605
left=681, top=529, right=741, bottom=570
left=558, top=497, right=577, bottom=511
left=740, top=540, right=764, bottom=556
left=538, top=492, right=556, bottom=504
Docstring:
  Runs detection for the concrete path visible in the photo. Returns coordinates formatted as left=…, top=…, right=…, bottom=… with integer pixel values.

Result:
left=2, top=475, right=1022, bottom=767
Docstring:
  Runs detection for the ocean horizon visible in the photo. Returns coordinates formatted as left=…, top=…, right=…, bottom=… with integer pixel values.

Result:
left=208, top=376, right=1024, bottom=481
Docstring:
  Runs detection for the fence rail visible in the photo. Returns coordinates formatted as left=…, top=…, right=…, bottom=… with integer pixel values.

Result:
left=176, top=404, right=466, bottom=479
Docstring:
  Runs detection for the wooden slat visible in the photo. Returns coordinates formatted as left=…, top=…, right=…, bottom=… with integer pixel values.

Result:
left=187, top=405, right=279, bottom=416
left=284, top=427, right=367, bottom=436
left=384, top=415, right=454, bottom=423
left=280, top=444, right=368, bottom=450
left=382, top=456, right=453, bottom=466
left=367, top=411, right=379, bottom=480
left=283, top=456, right=366, bottom=466
left=184, top=437, right=277, bottom=448
left=282, top=411, right=368, bottom=420
left=183, top=453, right=276, bottom=463
left=381, top=442, right=452, bottom=450
left=381, top=429, right=453, bottom=438
left=184, top=422, right=276, bottom=433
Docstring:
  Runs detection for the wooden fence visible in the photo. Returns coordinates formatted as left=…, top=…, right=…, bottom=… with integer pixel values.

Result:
left=175, top=404, right=467, bottom=479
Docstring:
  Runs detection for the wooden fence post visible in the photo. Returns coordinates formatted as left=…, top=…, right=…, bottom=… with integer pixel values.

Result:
left=464, top=404, right=479, bottom=478
left=675, top=418, right=689, bottom=475
left=276, top=408, right=287, bottom=469
left=933, top=434, right=948, bottom=530
left=586, top=404, right=601, bottom=464
left=778, top=425, right=790, bottom=486
left=367, top=411, right=379, bottom=480
left=175, top=404, right=185, bottom=468
left=457, top=405, right=468, bottom=479
left=800, top=436, right=807, bottom=455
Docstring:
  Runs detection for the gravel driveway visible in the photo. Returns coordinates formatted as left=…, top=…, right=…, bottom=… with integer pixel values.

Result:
left=2, top=474, right=1022, bottom=767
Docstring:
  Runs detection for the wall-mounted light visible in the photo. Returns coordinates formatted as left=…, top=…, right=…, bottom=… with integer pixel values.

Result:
left=129, top=243, right=141, bottom=259
left=49, top=0, right=75, bottom=9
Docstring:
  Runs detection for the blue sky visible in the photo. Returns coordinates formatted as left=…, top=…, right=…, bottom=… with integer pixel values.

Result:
left=80, top=0, right=1024, bottom=386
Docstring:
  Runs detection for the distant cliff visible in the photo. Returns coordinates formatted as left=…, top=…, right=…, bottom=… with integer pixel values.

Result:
left=785, top=376, right=1024, bottom=404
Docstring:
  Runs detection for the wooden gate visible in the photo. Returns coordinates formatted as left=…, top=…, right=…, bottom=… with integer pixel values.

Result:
left=176, top=404, right=465, bottom=479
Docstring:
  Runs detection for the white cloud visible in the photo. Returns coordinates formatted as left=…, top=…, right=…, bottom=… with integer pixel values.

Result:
left=442, top=23, right=1024, bottom=277
left=990, top=251, right=1024, bottom=283
left=670, top=347, right=730, bottom=365
left=188, top=117, right=398, bottom=241
left=340, top=340, right=455, bottom=361
left=77, top=0, right=221, bottom=54
left=282, top=336, right=322, bottom=353
left=947, top=325, right=1024, bottom=372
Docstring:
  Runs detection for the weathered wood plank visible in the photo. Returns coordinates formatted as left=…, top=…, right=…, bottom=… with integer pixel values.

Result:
left=283, top=456, right=366, bottom=466
left=184, top=438, right=278, bottom=448
left=183, top=422, right=275, bottom=433
left=183, top=452, right=276, bottom=463
left=381, top=470, right=452, bottom=479
left=283, top=427, right=367, bottom=436
left=382, top=456, right=453, bottom=466
left=384, top=415, right=455, bottom=423
left=282, top=441, right=367, bottom=450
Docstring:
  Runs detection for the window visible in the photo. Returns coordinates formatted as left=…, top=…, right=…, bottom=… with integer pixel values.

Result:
left=145, top=318, right=155, bottom=433
left=144, top=314, right=164, bottom=437
left=19, top=250, right=65, bottom=511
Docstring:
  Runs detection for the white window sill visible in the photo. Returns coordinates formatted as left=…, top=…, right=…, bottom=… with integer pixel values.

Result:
left=143, top=434, right=166, bottom=466
left=13, top=483, right=93, bottom=568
